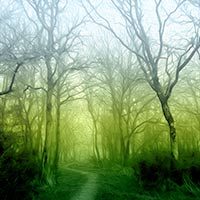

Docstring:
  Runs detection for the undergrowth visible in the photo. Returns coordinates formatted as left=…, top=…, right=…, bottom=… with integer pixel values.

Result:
left=0, top=131, right=42, bottom=200
left=36, top=168, right=87, bottom=200
left=95, top=150, right=200, bottom=200
left=0, top=149, right=42, bottom=200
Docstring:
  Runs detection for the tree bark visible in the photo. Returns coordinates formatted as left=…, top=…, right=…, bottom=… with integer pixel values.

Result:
left=42, top=57, right=54, bottom=177
left=54, top=98, right=61, bottom=172
left=93, top=119, right=101, bottom=162
left=86, top=98, right=101, bottom=162
left=161, top=101, right=179, bottom=162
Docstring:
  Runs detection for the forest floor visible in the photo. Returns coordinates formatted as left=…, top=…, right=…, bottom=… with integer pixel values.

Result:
left=36, top=163, right=200, bottom=200
left=36, top=164, right=98, bottom=200
left=70, top=168, right=98, bottom=200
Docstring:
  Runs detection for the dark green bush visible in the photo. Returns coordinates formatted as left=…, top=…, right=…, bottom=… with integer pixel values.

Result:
left=0, top=130, right=42, bottom=200
left=0, top=149, right=42, bottom=200
left=133, top=152, right=200, bottom=190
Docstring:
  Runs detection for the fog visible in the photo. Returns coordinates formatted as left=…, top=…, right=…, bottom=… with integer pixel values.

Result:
left=0, top=0, right=200, bottom=199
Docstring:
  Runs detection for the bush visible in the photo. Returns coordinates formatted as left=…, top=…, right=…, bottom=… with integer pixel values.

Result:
left=133, top=153, right=200, bottom=190
left=0, top=147, right=42, bottom=199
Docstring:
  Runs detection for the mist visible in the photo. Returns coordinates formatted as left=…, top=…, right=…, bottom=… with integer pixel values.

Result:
left=0, top=0, right=200, bottom=199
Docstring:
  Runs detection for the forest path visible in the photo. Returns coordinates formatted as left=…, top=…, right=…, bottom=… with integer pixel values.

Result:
left=69, top=168, right=98, bottom=200
left=58, top=164, right=99, bottom=200
left=38, top=164, right=98, bottom=200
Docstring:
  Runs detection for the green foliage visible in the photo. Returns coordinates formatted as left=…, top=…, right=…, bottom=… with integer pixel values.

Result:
left=37, top=168, right=87, bottom=200
left=132, top=151, right=200, bottom=191
left=93, top=166, right=200, bottom=200
left=0, top=131, right=42, bottom=200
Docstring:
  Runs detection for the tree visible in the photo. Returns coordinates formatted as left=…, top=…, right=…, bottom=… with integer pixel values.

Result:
left=173, top=65, right=200, bottom=154
left=19, top=0, right=85, bottom=181
left=83, top=0, right=200, bottom=164
left=84, top=43, right=157, bottom=165
left=85, top=88, right=101, bottom=163
left=53, top=58, right=85, bottom=172
left=0, top=0, right=38, bottom=96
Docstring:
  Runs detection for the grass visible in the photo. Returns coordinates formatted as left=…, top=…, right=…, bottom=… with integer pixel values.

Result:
left=95, top=166, right=200, bottom=200
left=36, top=168, right=87, bottom=200
left=35, top=162, right=200, bottom=200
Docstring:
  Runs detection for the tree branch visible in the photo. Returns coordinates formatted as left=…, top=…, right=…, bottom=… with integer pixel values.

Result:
left=0, top=62, right=23, bottom=95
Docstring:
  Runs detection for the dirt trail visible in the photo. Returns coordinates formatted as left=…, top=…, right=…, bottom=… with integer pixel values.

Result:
left=70, top=169, right=98, bottom=200
left=57, top=164, right=99, bottom=200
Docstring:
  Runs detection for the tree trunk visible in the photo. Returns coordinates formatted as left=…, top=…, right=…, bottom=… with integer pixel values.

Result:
left=35, top=97, right=45, bottom=160
left=42, top=58, right=54, bottom=179
left=118, top=112, right=126, bottom=165
left=161, top=101, right=179, bottom=162
left=35, top=119, right=43, bottom=158
left=93, top=119, right=101, bottom=162
left=86, top=95, right=101, bottom=162
left=0, top=77, right=8, bottom=131
left=124, top=140, right=130, bottom=166
left=54, top=99, right=61, bottom=172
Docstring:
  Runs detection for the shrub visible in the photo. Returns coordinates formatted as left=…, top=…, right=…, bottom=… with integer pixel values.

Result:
left=0, top=130, right=42, bottom=200
left=133, top=152, right=200, bottom=190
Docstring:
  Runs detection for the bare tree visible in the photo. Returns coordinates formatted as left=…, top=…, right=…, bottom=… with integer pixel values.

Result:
left=19, top=0, right=85, bottom=181
left=85, top=88, right=101, bottom=163
left=53, top=57, right=86, bottom=173
left=0, top=1, right=39, bottom=96
left=83, top=0, right=200, bottom=164
left=84, top=44, right=157, bottom=165
left=173, top=66, right=200, bottom=153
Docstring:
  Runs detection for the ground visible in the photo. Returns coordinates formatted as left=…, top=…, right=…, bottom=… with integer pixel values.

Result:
left=36, top=163, right=200, bottom=200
